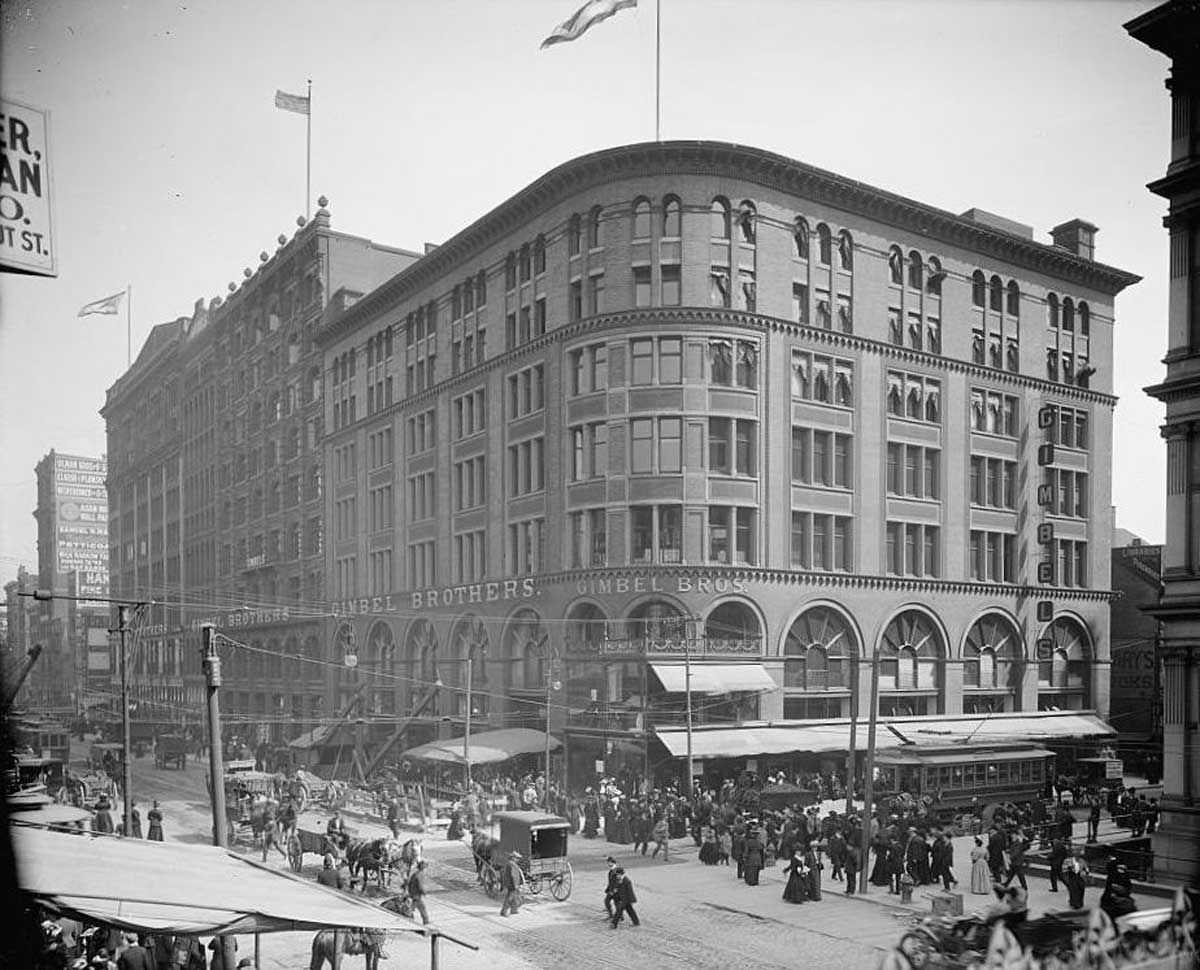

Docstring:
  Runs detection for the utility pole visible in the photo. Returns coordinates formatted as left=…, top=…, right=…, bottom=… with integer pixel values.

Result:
left=201, top=624, right=237, bottom=970
left=684, top=620, right=695, bottom=797
left=544, top=651, right=554, bottom=811
left=117, top=605, right=134, bottom=839
left=463, top=656, right=472, bottom=792
left=858, top=656, right=881, bottom=895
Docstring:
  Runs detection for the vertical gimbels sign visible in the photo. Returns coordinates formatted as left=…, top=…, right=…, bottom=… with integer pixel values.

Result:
left=0, top=98, right=55, bottom=276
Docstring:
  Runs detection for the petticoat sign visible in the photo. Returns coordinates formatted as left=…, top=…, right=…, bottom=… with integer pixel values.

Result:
left=0, top=97, right=55, bottom=276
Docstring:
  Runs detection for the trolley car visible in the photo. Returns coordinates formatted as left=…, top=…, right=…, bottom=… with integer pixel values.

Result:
left=490, top=811, right=573, bottom=901
left=874, top=742, right=1054, bottom=819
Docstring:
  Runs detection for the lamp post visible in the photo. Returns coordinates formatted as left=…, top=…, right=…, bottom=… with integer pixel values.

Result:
left=463, top=656, right=472, bottom=791
left=684, top=617, right=697, bottom=797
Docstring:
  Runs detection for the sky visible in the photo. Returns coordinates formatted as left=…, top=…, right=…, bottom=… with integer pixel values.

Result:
left=0, top=0, right=1174, bottom=578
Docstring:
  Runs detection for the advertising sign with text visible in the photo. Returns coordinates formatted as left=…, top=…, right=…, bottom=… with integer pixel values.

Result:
left=0, top=98, right=55, bottom=276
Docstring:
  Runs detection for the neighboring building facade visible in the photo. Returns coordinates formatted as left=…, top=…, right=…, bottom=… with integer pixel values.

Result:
left=1109, top=539, right=1163, bottom=770
left=102, top=203, right=416, bottom=739
left=317, top=141, right=1137, bottom=783
left=1127, top=0, right=1200, bottom=886
left=27, top=451, right=109, bottom=712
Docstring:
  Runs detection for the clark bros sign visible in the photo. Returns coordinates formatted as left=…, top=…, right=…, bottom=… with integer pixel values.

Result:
left=0, top=98, right=55, bottom=276
left=331, top=571, right=751, bottom=616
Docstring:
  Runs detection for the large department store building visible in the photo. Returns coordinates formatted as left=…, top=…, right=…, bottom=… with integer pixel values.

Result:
left=318, top=141, right=1138, bottom=785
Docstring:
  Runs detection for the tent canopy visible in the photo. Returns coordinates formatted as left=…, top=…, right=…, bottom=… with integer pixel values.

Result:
left=401, top=727, right=560, bottom=765
left=15, top=826, right=427, bottom=936
left=650, top=662, right=776, bottom=694
left=653, top=711, right=1116, bottom=759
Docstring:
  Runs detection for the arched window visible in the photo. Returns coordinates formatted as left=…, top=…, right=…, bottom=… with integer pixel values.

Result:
left=888, top=246, right=904, bottom=284
left=1047, top=293, right=1060, bottom=328
left=1037, top=616, right=1091, bottom=708
left=795, top=218, right=810, bottom=260
left=738, top=200, right=757, bottom=244
left=1079, top=302, right=1090, bottom=335
left=533, top=234, right=546, bottom=275
left=816, top=224, right=832, bottom=265
left=879, top=610, right=944, bottom=694
left=926, top=256, right=944, bottom=295
left=450, top=615, right=490, bottom=714
left=519, top=243, right=531, bottom=282
left=505, top=252, right=517, bottom=290
left=662, top=195, right=681, bottom=237
left=1006, top=281, right=1020, bottom=316
left=705, top=601, right=761, bottom=652
left=710, top=197, right=731, bottom=239
left=366, top=621, right=397, bottom=714
left=963, top=614, right=1022, bottom=692
left=588, top=206, right=604, bottom=249
left=783, top=606, right=857, bottom=691
left=405, top=619, right=440, bottom=714
left=504, top=609, right=548, bottom=691
left=568, top=214, right=582, bottom=256
left=1062, top=297, right=1075, bottom=332
left=908, top=251, right=923, bottom=290
left=972, top=270, right=987, bottom=308
left=838, top=230, right=853, bottom=270
left=627, top=599, right=686, bottom=643
left=989, top=275, right=1003, bottom=311
left=632, top=197, right=652, bottom=239
left=566, top=602, right=608, bottom=650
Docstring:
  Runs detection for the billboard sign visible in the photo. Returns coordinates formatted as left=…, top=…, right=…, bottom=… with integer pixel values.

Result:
left=0, top=98, right=55, bottom=276
left=54, top=455, right=107, bottom=592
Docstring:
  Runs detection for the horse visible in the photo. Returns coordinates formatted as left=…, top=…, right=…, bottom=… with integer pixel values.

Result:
left=471, top=830, right=496, bottom=883
left=309, top=928, right=386, bottom=970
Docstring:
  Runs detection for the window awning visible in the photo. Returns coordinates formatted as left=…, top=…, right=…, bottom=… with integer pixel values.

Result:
left=653, top=711, right=1116, bottom=759
left=400, top=727, right=560, bottom=765
left=650, top=663, right=777, bottom=694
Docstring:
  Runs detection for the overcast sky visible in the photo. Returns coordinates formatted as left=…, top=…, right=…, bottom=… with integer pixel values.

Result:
left=0, top=0, right=1173, bottom=578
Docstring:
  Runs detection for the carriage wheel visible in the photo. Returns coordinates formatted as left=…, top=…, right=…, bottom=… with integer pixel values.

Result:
left=550, top=865, right=573, bottom=901
left=483, top=865, right=501, bottom=899
left=898, top=931, right=935, bottom=970
left=527, top=874, right=544, bottom=895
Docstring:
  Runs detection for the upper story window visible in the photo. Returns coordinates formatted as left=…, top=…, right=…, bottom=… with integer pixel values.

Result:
left=632, top=197, right=652, bottom=240
left=889, top=247, right=904, bottom=285
left=568, top=342, right=608, bottom=396
left=1006, top=280, right=1020, bottom=316
left=711, top=197, right=731, bottom=239
left=709, top=338, right=758, bottom=388
left=838, top=230, right=853, bottom=271
left=630, top=417, right=683, bottom=474
left=533, top=235, right=546, bottom=276
left=738, top=201, right=756, bottom=244
left=972, top=270, right=987, bottom=308
left=588, top=205, right=604, bottom=249
left=505, top=252, right=517, bottom=291
left=568, top=214, right=582, bottom=256
left=1046, top=404, right=1089, bottom=449
left=816, top=223, right=832, bottom=265
left=908, top=251, right=923, bottom=290
left=519, top=244, right=532, bottom=283
left=794, top=218, right=810, bottom=260
left=792, top=350, right=854, bottom=407
left=476, top=269, right=487, bottom=307
left=990, top=275, right=1003, bottom=312
left=507, top=363, right=545, bottom=419
left=709, top=417, right=758, bottom=477
left=630, top=335, right=682, bottom=385
left=886, top=371, right=941, bottom=424
left=662, top=195, right=681, bottom=237
left=453, top=388, right=486, bottom=440
left=970, top=389, right=1019, bottom=437
left=926, top=257, right=944, bottom=295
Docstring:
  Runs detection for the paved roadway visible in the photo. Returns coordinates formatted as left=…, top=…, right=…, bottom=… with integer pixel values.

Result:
left=76, top=743, right=1162, bottom=970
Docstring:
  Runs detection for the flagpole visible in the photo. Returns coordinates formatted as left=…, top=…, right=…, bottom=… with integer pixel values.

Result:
left=306, top=79, right=312, bottom=220
left=126, top=284, right=132, bottom=369
left=655, top=0, right=662, bottom=141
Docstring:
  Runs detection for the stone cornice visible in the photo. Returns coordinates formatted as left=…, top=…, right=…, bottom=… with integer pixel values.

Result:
left=317, top=141, right=1141, bottom=347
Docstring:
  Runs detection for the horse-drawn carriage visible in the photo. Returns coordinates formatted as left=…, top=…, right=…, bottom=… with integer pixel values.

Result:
left=898, top=909, right=1095, bottom=968
left=154, top=734, right=189, bottom=770
left=288, top=826, right=344, bottom=872
left=473, top=811, right=573, bottom=901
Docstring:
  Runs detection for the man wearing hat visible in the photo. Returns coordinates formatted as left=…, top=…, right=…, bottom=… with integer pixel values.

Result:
left=603, top=857, right=620, bottom=917
left=499, top=851, right=525, bottom=916
left=115, top=934, right=154, bottom=970
left=609, top=866, right=639, bottom=928
left=317, top=853, right=349, bottom=891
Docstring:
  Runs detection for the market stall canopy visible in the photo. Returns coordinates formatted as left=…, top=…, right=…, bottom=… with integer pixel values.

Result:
left=653, top=711, right=1115, bottom=759
left=401, top=727, right=560, bottom=765
left=8, top=800, right=92, bottom=827
left=650, top=662, right=777, bottom=694
left=14, top=826, right=428, bottom=936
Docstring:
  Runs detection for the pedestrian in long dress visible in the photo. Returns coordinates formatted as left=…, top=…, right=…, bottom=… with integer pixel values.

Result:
left=844, top=843, right=860, bottom=895
left=130, top=802, right=143, bottom=839
left=781, top=849, right=808, bottom=903
left=94, top=796, right=114, bottom=835
left=742, top=828, right=765, bottom=886
left=147, top=801, right=164, bottom=842
left=804, top=844, right=822, bottom=901
left=969, top=837, right=991, bottom=894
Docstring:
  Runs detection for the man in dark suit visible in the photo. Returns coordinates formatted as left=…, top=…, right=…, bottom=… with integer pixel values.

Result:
left=987, top=824, right=1008, bottom=883
left=1048, top=838, right=1068, bottom=892
left=610, top=867, right=639, bottom=928
left=603, top=856, right=620, bottom=918
left=931, top=832, right=956, bottom=890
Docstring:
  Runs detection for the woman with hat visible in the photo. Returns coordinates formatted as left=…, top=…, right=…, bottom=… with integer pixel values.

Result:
left=742, top=825, right=766, bottom=886
left=93, top=795, right=114, bottom=835
left=147, top=801, right=164, bottom=842
left=781, top=847, right=809, bottom=904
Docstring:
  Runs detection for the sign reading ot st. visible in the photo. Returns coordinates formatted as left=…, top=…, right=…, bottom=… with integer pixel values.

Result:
left=0, top=98, right=55, bottom=276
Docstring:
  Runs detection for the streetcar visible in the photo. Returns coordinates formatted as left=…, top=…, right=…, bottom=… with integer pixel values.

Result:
left=873, top=742, right=1054, bottom=819
left=11, top=717, right=71, bottom=764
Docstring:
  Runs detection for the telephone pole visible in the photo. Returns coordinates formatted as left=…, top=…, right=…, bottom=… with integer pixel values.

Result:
left=117, top=605, right=134, bottom=839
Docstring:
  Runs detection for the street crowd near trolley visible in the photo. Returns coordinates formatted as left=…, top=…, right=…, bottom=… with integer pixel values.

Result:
left=9, top=700, right=1198, bottom=970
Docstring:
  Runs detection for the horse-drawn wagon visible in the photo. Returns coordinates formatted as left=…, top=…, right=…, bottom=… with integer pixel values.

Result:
left=154, top=734, right=189, bottom=770
left=474, top=811, right=573, bottom=901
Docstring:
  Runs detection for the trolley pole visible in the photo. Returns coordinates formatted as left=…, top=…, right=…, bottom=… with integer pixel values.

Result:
left=684, top=623, right=695, bottom=797
left=858, top=657, right=881, bottom=895
left=117, top=605, right=134, bottom=840
left=544, top=656, right=553, bottom=811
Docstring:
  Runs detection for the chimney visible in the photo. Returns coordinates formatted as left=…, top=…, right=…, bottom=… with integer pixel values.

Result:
left=1050, top=219, right=1098, bottom=261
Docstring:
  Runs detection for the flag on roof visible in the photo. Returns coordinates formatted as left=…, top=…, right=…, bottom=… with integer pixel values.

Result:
left=275, top=89, right=310, bottom=115
left=77, top=291, right=124, bottom=317
left=541, top=0, right=637, bottom=49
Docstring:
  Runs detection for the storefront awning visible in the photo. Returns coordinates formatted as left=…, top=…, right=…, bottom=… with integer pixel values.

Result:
left=14, top=826, right=430, bottom=936
left=400, top=727, right=560, bottom=765
left=654, top=711, right=1116, bottom=759
left=650, top=663, right=777, bottom=694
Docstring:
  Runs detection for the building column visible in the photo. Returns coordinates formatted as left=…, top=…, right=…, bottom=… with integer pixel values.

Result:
left=1153, top=643, right=1200, bottom=881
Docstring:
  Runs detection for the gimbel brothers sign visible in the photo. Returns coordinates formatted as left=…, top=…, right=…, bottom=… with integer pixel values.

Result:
left=0, top=98, right=55, bottom=276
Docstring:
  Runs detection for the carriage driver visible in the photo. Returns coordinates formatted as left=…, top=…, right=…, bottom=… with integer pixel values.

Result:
left=326, top=810, right=349, bottom=851
left=316, top=854, right=350, bottom=891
